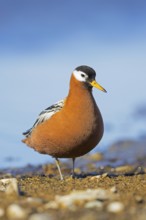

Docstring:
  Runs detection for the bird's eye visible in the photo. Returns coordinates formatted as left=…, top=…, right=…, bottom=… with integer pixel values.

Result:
left=81, top=74, right=85, bottom=77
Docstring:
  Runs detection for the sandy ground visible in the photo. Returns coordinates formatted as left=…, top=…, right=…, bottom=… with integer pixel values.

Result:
left=0, top=139, right=146, bottom=220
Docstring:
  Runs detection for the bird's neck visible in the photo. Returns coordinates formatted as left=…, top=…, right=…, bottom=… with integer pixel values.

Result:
left=68, top=74, right=92, bottom=95
left=66, top=74, right=94, bottom=105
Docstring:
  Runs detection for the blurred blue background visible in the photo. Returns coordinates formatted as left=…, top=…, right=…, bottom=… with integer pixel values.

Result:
left=0, top=0, right=146, bottom=168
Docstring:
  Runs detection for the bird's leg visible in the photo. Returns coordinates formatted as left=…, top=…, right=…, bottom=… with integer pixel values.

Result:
left=55, top=158, right=64, bottom=180
left=72, top=158, right=76, bottom=179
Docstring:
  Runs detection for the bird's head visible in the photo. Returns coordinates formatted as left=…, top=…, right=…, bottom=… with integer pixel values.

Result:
left=72, top=65, right=107, bottom=93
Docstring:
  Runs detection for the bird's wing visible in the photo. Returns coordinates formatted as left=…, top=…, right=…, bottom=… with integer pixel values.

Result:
left=22, top=99, right=65, bottom=137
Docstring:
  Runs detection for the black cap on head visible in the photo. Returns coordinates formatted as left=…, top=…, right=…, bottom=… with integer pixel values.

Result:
left=75, top=65, right=96, bottom=78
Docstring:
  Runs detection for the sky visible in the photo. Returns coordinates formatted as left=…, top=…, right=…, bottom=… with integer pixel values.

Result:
left=0, top=0, right=146, bottom=167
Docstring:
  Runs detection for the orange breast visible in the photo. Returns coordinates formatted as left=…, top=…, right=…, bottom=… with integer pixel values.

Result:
left=23, top=75, right=104, bottom=158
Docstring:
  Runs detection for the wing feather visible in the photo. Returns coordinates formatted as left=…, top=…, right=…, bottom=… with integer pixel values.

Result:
left=23, top=99, right=65, bottom=137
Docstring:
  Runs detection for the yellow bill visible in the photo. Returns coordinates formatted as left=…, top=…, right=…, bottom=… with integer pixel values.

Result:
left=90, top=80, right=107, bottom=93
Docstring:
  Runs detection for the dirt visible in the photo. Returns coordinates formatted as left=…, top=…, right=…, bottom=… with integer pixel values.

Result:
left=0, top=139, right=146, bottom=220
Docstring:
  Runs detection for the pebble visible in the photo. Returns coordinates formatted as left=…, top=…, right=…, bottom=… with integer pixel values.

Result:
left=135, top=166, right=145, bottom=174
left=55, top=189, right=110, bottom=208
left=114, top=165, right=133, bottom=173
left=110, top=186, right=118, bottom=193
left=0, top=208, right=4, bottom=217
left=0, top=178, right=19, bottom=195
left=107, top=202, right=124, bottom=213
left=135, top=196, right=143, bottom=203
left=7, top=204, right=28, bottom=219
left=26, top=197, right=43, bottom=204
left=85, top=201, right=103, bottom=209
left=90, top=173, right=108, bottom=180
left=29, top=213, right=52, bottom=220
left=44, top=201, right=59, bottom=209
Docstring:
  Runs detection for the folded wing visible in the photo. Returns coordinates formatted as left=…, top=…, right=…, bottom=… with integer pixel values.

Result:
left=22, top=99, right=65, bottom=137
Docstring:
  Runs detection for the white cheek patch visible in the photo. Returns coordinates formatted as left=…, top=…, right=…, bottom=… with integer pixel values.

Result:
left=73, top=70, right=88, bottom=82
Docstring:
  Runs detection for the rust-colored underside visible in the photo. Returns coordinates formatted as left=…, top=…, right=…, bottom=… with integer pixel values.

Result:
left=22, top=75, right=104, bottom=158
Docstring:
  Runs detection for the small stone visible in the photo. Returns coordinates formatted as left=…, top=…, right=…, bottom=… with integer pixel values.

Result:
left=135, top=196, right=143, bottom=203
left=107, top=202, right=124, bottom=213
left=101, top=173, right=108, bottom=178
left=110, top=186, right=118, bottom=193
left=55, top=189, right=110, bottom=208
left=0, top=178, right=19, bottom=195
left=26, top=197, right=43, bottom=204
left=90, top=173, right=108, bottom=180
left=90, top=175, right=101, bottom=180
left=85, top=201, right=103, bottom=209
left=7, top=204, right=28, bottom=219
left=115, top=165, right=133, bottom=173
left=135, top=166, right=145, bottom=174
left=44, top=201, right=59, bottom=209
left=0, top=208, right=4, bottom=217
left=94, top=189, right=110, bottom=200
left=29, top=213, right=52, bottom=220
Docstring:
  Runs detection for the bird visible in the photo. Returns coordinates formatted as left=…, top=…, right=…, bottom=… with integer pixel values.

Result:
left=22, top=65, right=107, bottom=180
